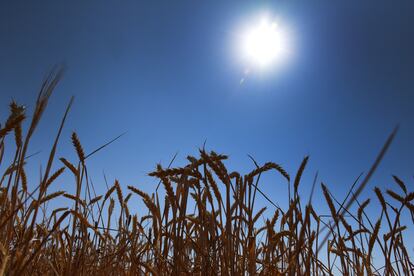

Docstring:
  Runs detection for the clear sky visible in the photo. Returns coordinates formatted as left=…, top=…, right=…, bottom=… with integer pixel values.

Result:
left=1, top=1, right=413, bottom=218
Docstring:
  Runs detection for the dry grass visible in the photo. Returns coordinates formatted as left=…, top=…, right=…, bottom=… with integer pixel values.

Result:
left=0, top=70, right=413, bottom=275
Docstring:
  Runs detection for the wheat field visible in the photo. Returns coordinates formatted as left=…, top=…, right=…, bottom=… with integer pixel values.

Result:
left=0, top=70, right=413, bottom=275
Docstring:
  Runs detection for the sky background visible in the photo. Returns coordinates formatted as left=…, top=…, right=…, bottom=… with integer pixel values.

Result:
left=1, top=1, right=414, bottom=228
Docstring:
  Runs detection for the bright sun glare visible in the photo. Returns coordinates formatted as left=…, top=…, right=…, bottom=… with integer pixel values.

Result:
left=241, top=17, right=289, bottom=68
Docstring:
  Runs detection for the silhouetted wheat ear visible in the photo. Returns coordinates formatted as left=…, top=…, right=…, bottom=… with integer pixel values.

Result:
left=71, top=132, right=85, bottom=163
left=294, top=156, right=309, bottom=193
left=114, top=180, right=124, bottom=205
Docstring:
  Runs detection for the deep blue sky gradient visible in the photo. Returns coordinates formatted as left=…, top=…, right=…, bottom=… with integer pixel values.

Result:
left=1, top=1, right=414, bottom=222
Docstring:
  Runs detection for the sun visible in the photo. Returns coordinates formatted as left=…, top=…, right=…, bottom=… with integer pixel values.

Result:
left=241, top=17, right=290, bottom=68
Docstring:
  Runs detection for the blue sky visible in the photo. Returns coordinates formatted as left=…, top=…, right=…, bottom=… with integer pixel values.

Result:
left=1, top=1, right=414, bottom=221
